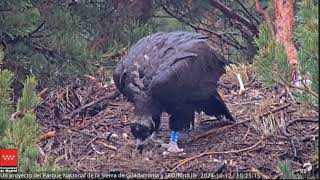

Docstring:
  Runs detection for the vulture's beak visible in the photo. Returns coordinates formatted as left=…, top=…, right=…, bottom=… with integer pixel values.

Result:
left=137, top=145, right=144, bottom=154
left=136, top=139, right=146, bottom=154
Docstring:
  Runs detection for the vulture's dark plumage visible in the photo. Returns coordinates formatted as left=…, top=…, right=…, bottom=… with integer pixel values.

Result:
left=113, top=32, right=234, bottom=153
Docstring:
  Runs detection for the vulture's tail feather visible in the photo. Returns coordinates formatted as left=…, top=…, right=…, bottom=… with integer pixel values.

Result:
left=202, top=93, right=235, bottom=122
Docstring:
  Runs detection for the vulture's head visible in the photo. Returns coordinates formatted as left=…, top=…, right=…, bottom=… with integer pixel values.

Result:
left=130, top=115, right=155, bottom=153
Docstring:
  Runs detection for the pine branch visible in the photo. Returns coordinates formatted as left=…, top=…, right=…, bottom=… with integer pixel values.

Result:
left=255, top=0, right=271, bottom=25
left=208, top=0, right=258, bottom=34
left=235, top=0, right=260, bottom=25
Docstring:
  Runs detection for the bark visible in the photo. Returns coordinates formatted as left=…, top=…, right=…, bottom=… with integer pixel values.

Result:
left=274, top=0, right=299, bottom=79
left=255, top=0, right=271, bottom=25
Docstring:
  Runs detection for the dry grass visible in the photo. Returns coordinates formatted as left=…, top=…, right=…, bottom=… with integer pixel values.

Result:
left=250, top=99, right=286, bottom=137
left=222, top=63, right=255, bottom=85
left=250, top=113, right=286, bottom=138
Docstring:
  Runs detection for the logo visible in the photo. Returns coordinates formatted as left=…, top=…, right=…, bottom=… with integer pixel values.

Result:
left=299, top=162, right=312, bottom=174
left=0, top=149, right=18, bottom=172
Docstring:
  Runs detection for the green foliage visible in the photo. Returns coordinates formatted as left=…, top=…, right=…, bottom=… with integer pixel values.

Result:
left=17, top=76, right=41, bottom=113
left=98, top=22, right=157, bottom=70
left=254, top=1, right=319, bottom=106
left=0, top=70, right=67, bottom=173
left=2, top=113, right=40, bottom=173
left=151, top=16, right=194, bottom=32
left=278, top=160, right=303, bottom=179
left=254, top=24, right=290, bottom=87
left=0, top=0, right=162, bottom=86
left=2, top=76, right=40, bottom=172
left=0, top=69, right=14, bottom=136
left=254, top=2, right=319, bottom=106
left=157, top=0, right=259, bottom=62
left=2, top=112, right=40, bottom=151
left=0, top=47, right=4, bottom=64
left=0, top=1, right=98, bottom=86
left=0, top=0, right=40, bottom=37
left=110, top=22, right=156, bottom=52
left=294, top=0, right=319, bottom=106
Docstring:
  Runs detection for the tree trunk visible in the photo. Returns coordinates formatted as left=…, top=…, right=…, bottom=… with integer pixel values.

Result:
left=274, top=0, right=299, bottom=80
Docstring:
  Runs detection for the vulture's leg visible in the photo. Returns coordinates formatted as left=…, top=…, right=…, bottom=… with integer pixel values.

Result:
left=150, top=114, right=163, bottom=144
left=161, top=131, right=182, bottom=153
left=185, top=111, right=195, bottom=139
left=162, top=110, right=193, bottom=153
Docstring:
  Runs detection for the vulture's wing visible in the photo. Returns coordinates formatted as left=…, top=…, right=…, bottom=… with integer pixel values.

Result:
left=113, top=31, right=234, bottom=120
left=149, top=42, right=233, bottom=121
left=149, top=44, right=226, bottom=103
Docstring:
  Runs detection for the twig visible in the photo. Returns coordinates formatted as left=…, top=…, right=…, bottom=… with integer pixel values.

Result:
left=10, top=111, right=24, bottom=121
left=278, top=80, right=317, bottom=98
left=236, top=73, right=245, bottom=94
left=255, top=0, right=271, bottom=25
left=96, top=140, right=117, bottom=151
left=81, top=87, right=93, bottom=106
left=40, top=131, right=56, bottom=141
left=85, top=137, right=98, bottom=149
left=208, top=0, right=258, bottom=34
left=83, top=75, right=97, bottom=81
left=53, top=124, right=116, bottom=142
left=285, top=86, right=296, bottom=103
left=63, top=90, right=121, bottom=119
left=289, top=84, right=318, bottom=97
left=188, top=119, right=250, bottom=143
left=171, top=138, right=264, bottom=171
left=235, top=0, right=260, bottom=25
left=291, top=139, right=297, bottom=157
left=241, top=126, right=251, bottom=141
left=279, top=127, right=294, bottom=138
left=279, top=110, right=294, bottom=138
left=287, top=118, right=318, bottom=127
left=301, top=134, right=318, bottom=142
left=258, top=103, right=291, bottom=118
left=101, top=47, right=127, bottom=58
left=280, top=117, right=318, bottom=140
left=37, top=145, right=47, bottom=166
left=38, top=88, right=49, bottom=99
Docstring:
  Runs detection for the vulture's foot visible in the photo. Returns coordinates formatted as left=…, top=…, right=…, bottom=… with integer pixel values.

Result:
left=150, top=132, right=163, bottom=144
left=161, top=142, right=184, bottom=153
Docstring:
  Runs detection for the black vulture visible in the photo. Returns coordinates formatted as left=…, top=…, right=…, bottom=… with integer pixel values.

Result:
left=113, top=31, right=235, bottom=153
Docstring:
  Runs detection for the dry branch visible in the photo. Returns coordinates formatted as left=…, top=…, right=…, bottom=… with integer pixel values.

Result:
left=208, top=0, right=258, bottom=34
left=54, top=124, right=111, bottom=141
left=40, top=131, right=56, bottom=141
left=241, top=126, right=251, bottom=141
left=63, top=90, right=121, bottom=119
left=38, top=87, right=49, bottom=99
left=280, top=117, right=318, bottom=141
left=81, top=87, right=93, bottom=106
left=171, top=138, right=264, bottom=171
left=289, top=84, right=318, bottom=97
left=258, top=103, right=291, bottom=118
left=287, top=118, right=319, bottom=126
left=188, top=119, right=250, bottom=143
left=96, top=140, right=117, bottom=151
